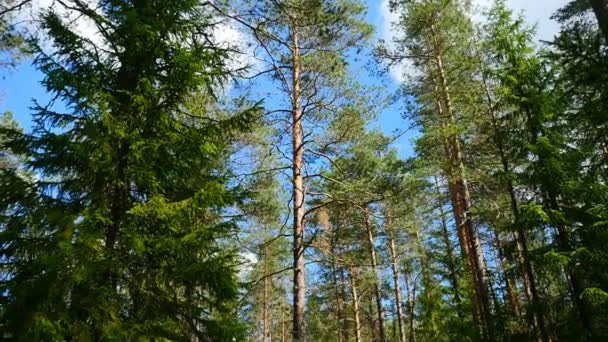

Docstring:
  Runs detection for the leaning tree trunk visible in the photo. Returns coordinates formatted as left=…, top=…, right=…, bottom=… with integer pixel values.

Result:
left=363, top=207, right=387, bottom=342
left=290, top=22, right=306, bottom=342
left=589, top=0, right=608, bottom=40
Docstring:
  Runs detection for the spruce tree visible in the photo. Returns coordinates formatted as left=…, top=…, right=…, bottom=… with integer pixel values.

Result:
left=0, top=0, right=256, bottom=339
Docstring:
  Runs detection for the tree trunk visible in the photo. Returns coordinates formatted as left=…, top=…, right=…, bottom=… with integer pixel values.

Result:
left=263, top=263, right=269, bottom=341
left=433, top=176, right=462, bottom=312
left=281, top=302, right=286, bottom=342
left=404, top=268, right=416, bottom=342
left=290, top=23, right=306, bottom=342
left=589, top=0, right=608, bottom=40
left=386, top=211, right=406, bottom=342
left=263, top=245, right=271, bottom=342
left=340, top=267, right=350, bottom=342
left=429, top=23, right=495, bottom=340
left=367, top=295, right=378, bottom=342
left=363, top=208, right=387, bottom=342
left=523, top=93, right=592, bottom=338
left=547, top=190, right=593, bottom=338
left=331, top=232, right=344, bottom=342
left=477, top=57, right=549, bottom=342
left=349, top=266, right=363, bottom=342
left=494, top=231, right=521, bottom=318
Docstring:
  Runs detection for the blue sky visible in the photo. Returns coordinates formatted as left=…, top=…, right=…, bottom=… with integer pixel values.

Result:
left=0, top=0, right=569, bottom=158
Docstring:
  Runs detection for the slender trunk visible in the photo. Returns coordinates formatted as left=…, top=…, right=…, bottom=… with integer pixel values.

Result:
left=363, top=208, right=387, bottom=342
left=392, top=302, right=398, bottom=340
left=386, top=211, right=405, bottom=342
left=263, top=245, right=271, bottom=342
left=547, top=190, right=593, bottom=337
left=433, top=176, right=462, bottom=313
left=477, top=55, right=549, bottom=342
left=489, top=275, right=501, bottom=322
left=331, top=236, right=344, bottom=342
left=263, top=271, right=268, bottom=341
left=367, top=295, right=378, bottom=341
left=433, top=87, right=482, bottom=328
left=494, top=231, right=521, bottom=318
left=340, top=267, right=350, bottom=342
left=349, top=266, right=362, bottom=342
left=404, top=268, right=415, bottom=342
left=290, top=23, right=306, bottom=342
left=415, top=230, right=432, bottom=301
left=429, top=23, right=494, bottom=339
left=524, top=97, right=592, bottom=338
left=589, top=0, right=608, bottom=40
left=281, top=302, right=286, bottom=342
left=270, top=303, right=275, bottom=342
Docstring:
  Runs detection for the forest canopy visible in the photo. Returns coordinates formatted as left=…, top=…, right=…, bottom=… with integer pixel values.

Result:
left=1, top=0, right=608, bottom=341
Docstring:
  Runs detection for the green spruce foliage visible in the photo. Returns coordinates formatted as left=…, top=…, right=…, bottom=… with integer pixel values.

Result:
left=0, top=1, right=257, bottom=340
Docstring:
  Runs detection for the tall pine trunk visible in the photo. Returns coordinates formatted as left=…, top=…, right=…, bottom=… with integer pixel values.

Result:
left=340, top=267, right=351, bottom=342
left=331, top=225, right=345, bottom=342
left=281, top=302, right=286, bottom=342
left=290, top=23, right=306, bottom=341
left=349, top=266, right=363, bottom=342
left=363, top=207, right=387, bottom=342
left=386, top=211, right=405, bottom=342
left=263, top=244, right=272, bottom=342
left=429, top=23, right=495, bottom=340
left=404, top=266, right=416, bottom=342
left=433, top=176, right=462, bottom=312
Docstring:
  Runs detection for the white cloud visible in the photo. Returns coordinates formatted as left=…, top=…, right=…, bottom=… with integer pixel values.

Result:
left=472, top=0, right=570, bottom=41
left=238, top=250, right=259, bottom=280
left=213, top=22, right=257, bottom=76
left=11, top=1, right=253, bottom=74
left=379, top=0, right=408, bottom=83
left=379, top=0, right=571, bottom=84
left=12, top=0, right=104, bottom=49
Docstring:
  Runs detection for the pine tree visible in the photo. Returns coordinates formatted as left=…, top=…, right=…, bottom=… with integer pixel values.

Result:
left=381, top=0, right=496, bottom=338
left=223, top=1, right=373, bottom=339
left=237, top=129, right=291, bottom=341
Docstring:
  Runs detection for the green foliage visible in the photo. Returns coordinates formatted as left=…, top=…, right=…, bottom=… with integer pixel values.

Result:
left=0, top=1, right=257, bottom=340
left=0, top=0, right=30, bottom=69
left=2, top=0, right=608, bottom=341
